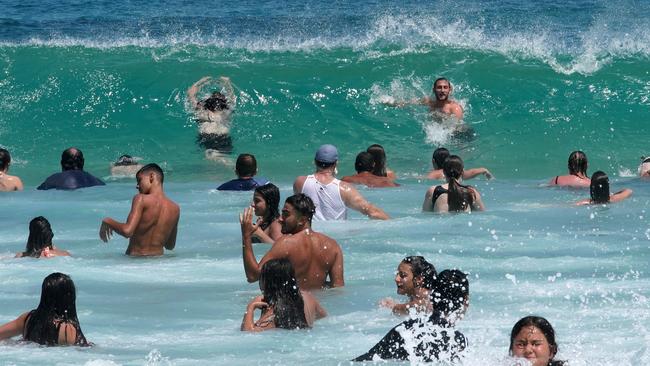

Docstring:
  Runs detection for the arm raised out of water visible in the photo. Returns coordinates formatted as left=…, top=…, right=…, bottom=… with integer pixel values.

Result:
left=100, top=194, right=145, bottom=242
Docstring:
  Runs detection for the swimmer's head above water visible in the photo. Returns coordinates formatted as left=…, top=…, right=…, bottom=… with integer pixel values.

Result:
left=354, top=152, right=374, bottom=173
left=114, top=155, right=139, bottom=166
left=433, top=77, right=452, bottom=102
left=567, top=151, right=588, bottom=177
left=281, top=194, right=316, bottom=232
left=61, top=147, right=84, bottom=171
left=432, top=147, right=450, bottom=170
left=202, top=92, right=229, bottom=112
left=638, top=156, right=650, bottom=177
left=314, top=144, right=338, bottom=171
left=589, top=171, right=610, bottom=204
left=235, top=154, right=258, bottom=178
left=0, top=147, right=11, bottom=171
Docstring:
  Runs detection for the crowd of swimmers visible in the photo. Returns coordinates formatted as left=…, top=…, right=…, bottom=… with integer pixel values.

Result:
left=0, top=77, right=642, bottom=364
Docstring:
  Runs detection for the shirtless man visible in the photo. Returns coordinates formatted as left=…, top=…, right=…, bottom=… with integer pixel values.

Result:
left=384, top=78, right=464, bottom=120
left=294, top=144, right=390, bottom=220
left=187, top=76, right=235, bottom=156
left=99, top=163, right=180, bottom=256
left=0, top=148, right=23, bottom=191
left=240, top=194, right=344, bottom=290
left=341, top=151, right=399, bottom=188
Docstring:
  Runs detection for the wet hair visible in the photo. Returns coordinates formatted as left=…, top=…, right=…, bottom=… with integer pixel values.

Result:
left=24, top=273, right=89, bottom=346
left=0, top=148, right=11, bottom=171
left=367, top=144, right=387, bottom=177
left=315, top=160, right=336, bottom=170
left=354, top=151, right=375, bottom=173
left=567, top=151, right=588, bottom=176
left=60, top=148, right=84, bottom=171
left=402, top=256, right=437, bottom=290
left=202, top=91, right=229, bottom=112
left=284, top=194, right=316, bottom=224
left=23, top=216, right=54, bottom=258
left=137, top=163, right=165, bottom=184
left=432, top=147, right=450, bottom=169
left=431, top=269, right=469, bottom=315
left=509, top=316, right=563, bottom=365
left=443, top=155, right=476, bottom=212
left=433, top=77, right=450, bottom=89
left=235, top=154, right=257, bottom=178
left=114, top=155, right=138, bottom=166
left=259, top=259, right=309, bottom=329
left=589, top=171, right=610, bottom=204
left=254, top=183, right=280, bottom=228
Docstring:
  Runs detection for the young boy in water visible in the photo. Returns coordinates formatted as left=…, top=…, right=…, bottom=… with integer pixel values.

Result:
left=99, top=163, right=180, bottom=256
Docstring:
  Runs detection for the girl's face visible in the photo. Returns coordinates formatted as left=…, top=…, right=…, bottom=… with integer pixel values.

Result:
left=252, top=193, right=267, bottom=217
left=511, top=325, right=554, bottom=366
left=395, top=262, right=417, bottom=296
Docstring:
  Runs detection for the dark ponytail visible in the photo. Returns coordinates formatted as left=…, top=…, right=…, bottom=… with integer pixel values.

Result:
left=443, top=156, right=475, bottom=212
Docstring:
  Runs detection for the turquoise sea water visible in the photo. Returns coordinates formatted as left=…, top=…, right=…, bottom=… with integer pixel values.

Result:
left=1, top=1, right=650, bottom=365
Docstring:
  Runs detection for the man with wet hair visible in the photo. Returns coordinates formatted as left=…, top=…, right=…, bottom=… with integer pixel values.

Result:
left=341, top=151, right=399, bottom=188
left=37, top=147, right=105, bottom=190
left=240, top=193, right=344, bottom=290
left=384, top=77, right=464, bottom=120
left=293, top=144, right=390, bottom=220
left=187, top=76, right=235, bottom=156
left=99, top=163, right=180, bottom=256
left=217, top=153, right=269, bottom=191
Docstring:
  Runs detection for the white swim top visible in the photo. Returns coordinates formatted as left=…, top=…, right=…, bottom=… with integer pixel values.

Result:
left=301, top=175, right=347, bottom=220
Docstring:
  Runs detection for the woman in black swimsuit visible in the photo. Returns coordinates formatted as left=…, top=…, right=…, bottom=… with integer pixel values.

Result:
left=0, top=272, right=89, bottom=346
left=422, top=155, right=485, bottom=212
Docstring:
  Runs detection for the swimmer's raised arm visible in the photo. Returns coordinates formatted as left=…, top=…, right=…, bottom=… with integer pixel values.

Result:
left=187, top=76, right=212, bottom=107
left=463, top=167, right=494, bottom=180
left=241, top=295, right=273, bottom=332
left=219, top=76, right=236, bottom=107
left=340, top=182, right=389, bottom=220
left=240, top=207, right=262, bottom=282
left=99, top=194, right=145, bottom=242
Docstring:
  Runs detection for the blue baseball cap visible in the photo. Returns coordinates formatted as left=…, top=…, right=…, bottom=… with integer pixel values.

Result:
left=315, top=144, right=338, bottom=163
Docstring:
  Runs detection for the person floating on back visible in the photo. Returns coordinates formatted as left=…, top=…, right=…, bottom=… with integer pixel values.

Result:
left=217, top=153, right=269, bottom=191
left=341, top=151, right=399, bottom=188
left=294, top=144, right=389, bottom=220
left=0, top=272, right=90, bottom=346
left=37, top=147, right=105, bottom=190
left=0, top=148, right=24, bottom=191
left=110, top=154, right=143, bottom=178
left=15, top=216, right=70, bottom=258
left=576, top=171, right=632, bottom=205
left=240, top=194, right=344, bottom=290
left=548, top=151, right=590, bottom=188
left=99, top=163, right=180, bottom=256
left=187, top=76, right=235, bottom=157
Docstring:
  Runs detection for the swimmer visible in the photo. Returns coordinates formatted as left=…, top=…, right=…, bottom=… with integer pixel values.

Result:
left=15, top=217, right=70, bottom=258
left=427, top=147, right=493, bottom=180
left=250, top=183, right=283, bottom=244
left=341, top=151, right=400, bottom=188
left=423, top=155, right=485, bottom=212
left=187, top=76, right=235, bottom=155
left=241, top=258, right=327, bottom=332
left=510, top=316, right=566, bottom=366
left=576, top=171, right=632, bottom=205
left=366, top=144, right=397, bottom=180
left=217, top=153, right=270, bottom=191
left=294, top=144, right=390, bottom=220
left=354, top=269, right=469, bottom=362
left=548, top=151, right=590, bottom=188
left=241, top=194, right=344, bottom=290
left=0, top=273, right=89, bottom=346
left=110, top=154, right=143, bottom=177
left=638, top=156, right=650, bottom=178
left=99, top=163, right=180, bottom=256
left=379, top=256, right=437, bottom=316
left=0, top=148, right=24, bottom=191
left=384, top=77, right=464, bottom=120
left=37, top=147, right=105, bottom=190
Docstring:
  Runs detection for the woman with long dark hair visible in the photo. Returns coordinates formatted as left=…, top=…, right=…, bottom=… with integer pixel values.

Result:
left=380, top=256, right=437, bottom=315
left=241, top=258, right=326, bottom=331
left=509, top=316, right=565, bottom=366
left=422, top=155, right=485, bottom=212
left=15, top=217, right=70, bottom=258
left=426, top=147, right=493, bottom=180
left=548, top=150, right=590, bottom=188
left=367, top=144, right=396, bottom=180
left=576, top=171, right=632, bottom=205
left=0, top=273, right=89, bottom=346
left=250, top=183, right=282, bottom=243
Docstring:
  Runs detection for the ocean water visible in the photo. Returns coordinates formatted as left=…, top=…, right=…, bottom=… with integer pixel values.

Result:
left=1, top=0, right=649, bottom=365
